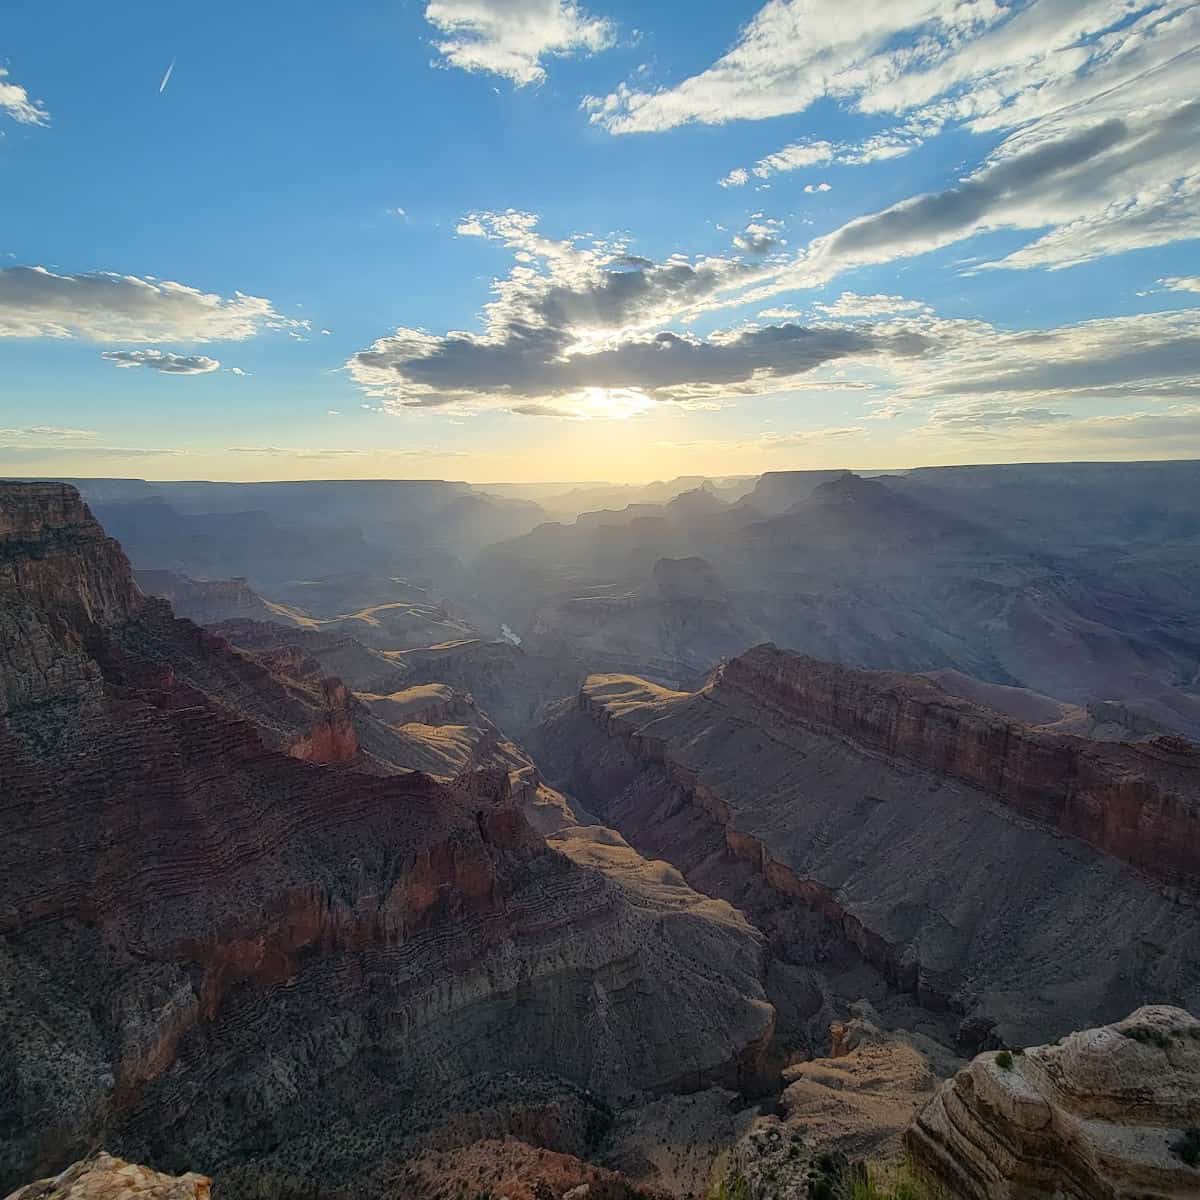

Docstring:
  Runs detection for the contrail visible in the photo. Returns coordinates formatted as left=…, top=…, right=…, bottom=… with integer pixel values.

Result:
left=159, top=58, right=175, bottom=94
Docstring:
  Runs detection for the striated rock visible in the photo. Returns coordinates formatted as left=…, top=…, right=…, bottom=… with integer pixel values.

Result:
left=535, top=648, right=1200, bottom=1047
left=907, top=1005, right=1200, bottom=1199
left=3, top=1155, right=209, bottom=1200
left=0, top=483, right=773, bottom=1197
left=721, top=645, right=1200, bottom=890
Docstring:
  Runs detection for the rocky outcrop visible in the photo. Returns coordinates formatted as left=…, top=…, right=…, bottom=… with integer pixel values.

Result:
left=540, top=653, right=1200, bottom=1048
left=907, top=1005, right=1200, bottom=1199
left=0, top=483, right=773, bottom=1197
left=3, top=1154, right=210, bottom=1200
left=721, top=645, right=1200, bottom=890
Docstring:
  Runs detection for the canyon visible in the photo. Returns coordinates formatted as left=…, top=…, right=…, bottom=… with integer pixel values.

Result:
left=2, top=471, right=1199, bottom=1200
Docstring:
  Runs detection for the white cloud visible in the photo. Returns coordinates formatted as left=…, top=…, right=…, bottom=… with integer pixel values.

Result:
left=790, top=96, right=1200, bottom=281
left=815, top=292, right=931, bottom=318
left=226, top=445, right=469, bottom=460
left=100, top=349, right=221, bottom=374
left=733, top=218, right=785, bottom=254
left=587, top=0, right=1197, bottom=140
left=0, top=426, right=98, bottom=444
left=755, top=426, right=864, bottom=449
left=0, top=66, right=49, bottom=126
left=1161, top=275, right=1200, bottom=293
left=425, top=0, right=615, bottom=86
left=721, top=132, right=918, bottom=187
left=585, top=0, right=999, bottom=133
left=897, top=308, right=1200, bottom=408
left=0, top=266, right=304, bottom=343
left=803, top=182, right=832, bottom=194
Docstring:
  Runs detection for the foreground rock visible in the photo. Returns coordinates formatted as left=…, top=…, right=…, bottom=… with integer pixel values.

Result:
left=3, top=1154, right=209, bottom=1200
left=907, top=1005, right=1200, bottom=1198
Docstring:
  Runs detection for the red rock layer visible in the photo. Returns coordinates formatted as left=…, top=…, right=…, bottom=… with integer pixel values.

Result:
left=721, top=644, right=1200, bottom=890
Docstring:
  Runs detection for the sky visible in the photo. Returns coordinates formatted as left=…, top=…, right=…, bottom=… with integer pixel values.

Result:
left=2, top=0, right=1199, bottom=484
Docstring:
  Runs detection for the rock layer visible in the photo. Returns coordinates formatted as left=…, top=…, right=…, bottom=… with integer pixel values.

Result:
left=722, top=645, right=1200, bottom=890
left=907, top=1005, right=1200, bottom=1198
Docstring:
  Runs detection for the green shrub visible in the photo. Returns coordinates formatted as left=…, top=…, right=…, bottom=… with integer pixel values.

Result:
left=995, top=1050, right=1014, bottom=1069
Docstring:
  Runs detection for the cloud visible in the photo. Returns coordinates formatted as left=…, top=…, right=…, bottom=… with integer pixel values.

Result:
left=796, top=98, right=1200, bottom=278
left=0, top=66, right=49, bottom=126
left=225, top=446, right=469, bottom=460
left=0, top=445, right=184, bottom=461
left=658, top=425, right=866, bottom=454
left=347, top=211, right=938, bottom=417
left=803, top=182, right=832, bottom=194
left=587, top=0, right=1198, bottom=139
left=425, top=0, right=615, bottom=86
left=0, top=426, right=99, bottom=444
left=1161, top=275, right=1200, bottom=293
left=732, top=218, right=785, bottom=254
left=0, top=266, right=304, bottom=343
left=100, top=349, right=222, bottom=374
left=901, top=309, right=1200, bottom=405
left=721, top=132, right=919, bottom=187
left=754, top=426, right=864, bottom=449
left=584, top=1, right=996, bottom=133
left=814, top=292, right=931, bottom=318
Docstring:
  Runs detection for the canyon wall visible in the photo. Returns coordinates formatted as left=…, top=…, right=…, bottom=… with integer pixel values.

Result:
left=547, top=653, right=1200, bottom=1049
left=722, top=645, right=1200, bottom=890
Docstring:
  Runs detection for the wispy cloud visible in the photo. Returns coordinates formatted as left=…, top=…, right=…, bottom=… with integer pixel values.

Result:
left=158, top=58, right=175, bottom=94
left=721, top=131, right=920, bottom=187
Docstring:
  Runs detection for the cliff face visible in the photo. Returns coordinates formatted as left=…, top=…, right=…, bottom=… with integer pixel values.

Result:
left=536, top=649, right=1200, bottom=1049
left=0, top=482, right=143, bottom=713
left=907, top=1005, right=1200, bottom=1199
left=0, top=484, right=772, bottom=1198
left=722, top=645, right=1200, bottom=890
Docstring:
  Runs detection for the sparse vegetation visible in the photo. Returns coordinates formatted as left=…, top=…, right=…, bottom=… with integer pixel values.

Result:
left=850, top=1158, right=946, bottom=1200
left=1123, top=1023, right=1173, bottom=1049
left=995, top=1050, right=1014, bottom=1069
left=707, top=1172, right=751, bottom=1200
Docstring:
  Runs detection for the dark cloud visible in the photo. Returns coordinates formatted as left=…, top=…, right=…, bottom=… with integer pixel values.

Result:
left=100, top=349, right=222, bottom=374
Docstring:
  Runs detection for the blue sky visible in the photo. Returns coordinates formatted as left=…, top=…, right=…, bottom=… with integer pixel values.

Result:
left=2, top=0, right=1199, bottom=482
